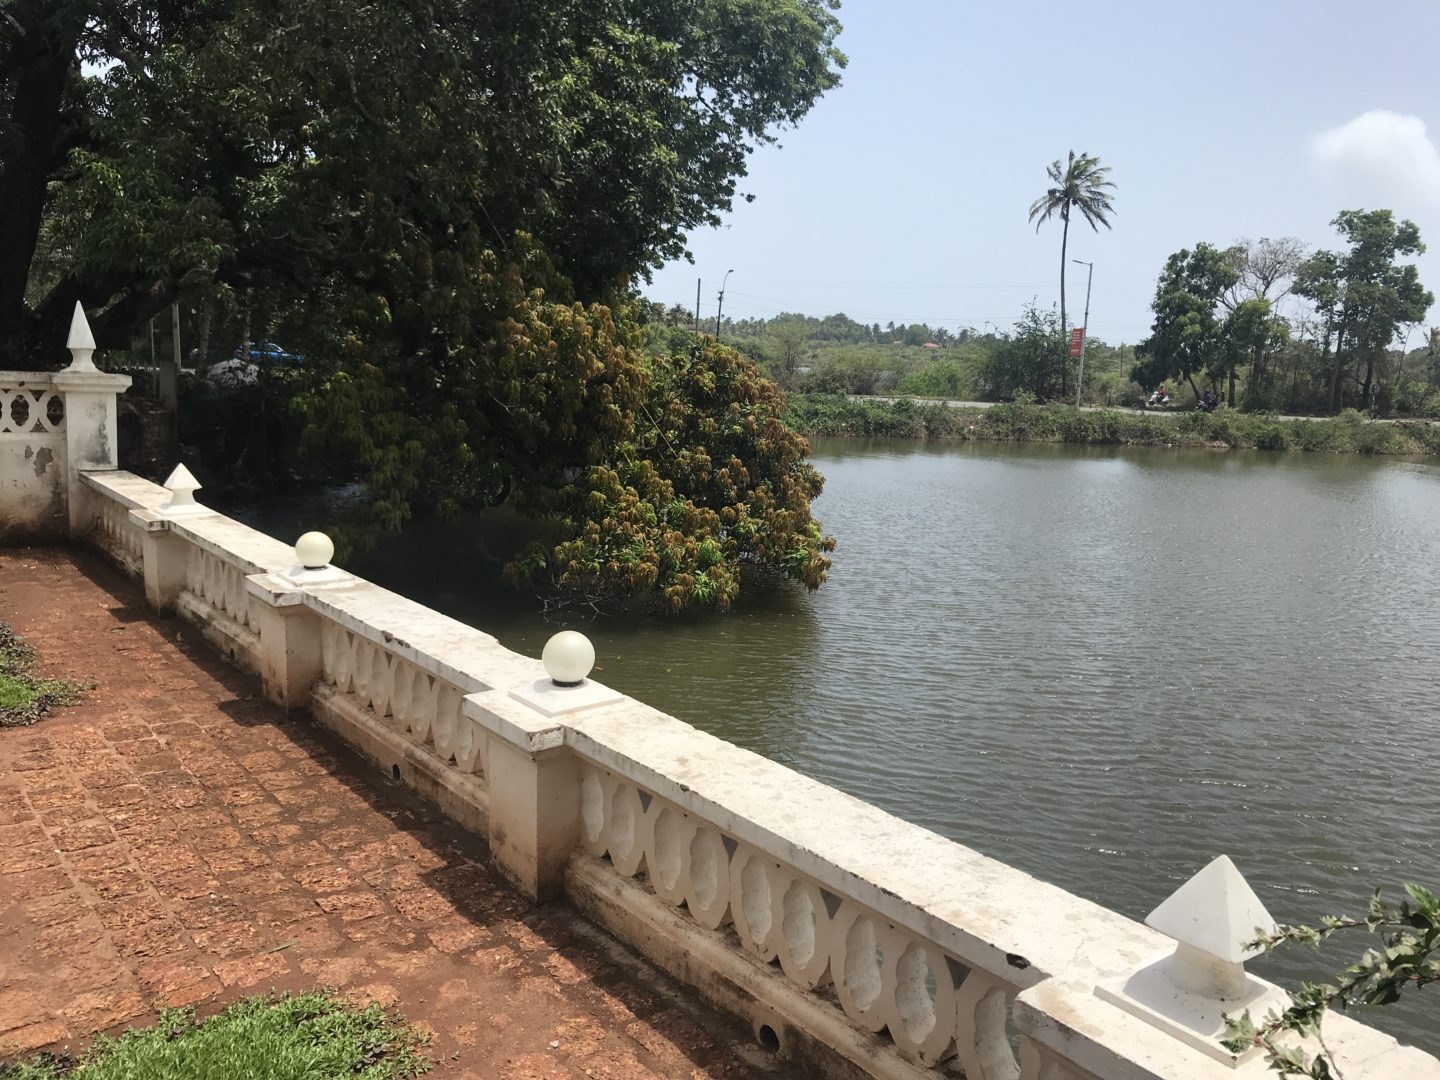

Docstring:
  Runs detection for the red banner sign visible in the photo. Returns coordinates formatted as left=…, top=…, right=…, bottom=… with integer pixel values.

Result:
left=1068, top=327, right=1085, bottom=357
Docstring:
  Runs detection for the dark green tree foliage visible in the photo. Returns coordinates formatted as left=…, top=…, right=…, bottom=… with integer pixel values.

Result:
left=1295, top=211, right=1432, bottom=412
left=1133, top=243, right=1240, bottom=398
left=1, top=0, right=845, bottom=363
left=297, top=242, right=834, bottom=611
left=3, top=0, right=845, bottom=611
left=978, top=304, right=1065, bottom=401
left=1219, top=298, right=1286, bottom=408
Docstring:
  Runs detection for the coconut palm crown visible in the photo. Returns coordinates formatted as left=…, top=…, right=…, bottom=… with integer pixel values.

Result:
left=1029, top=150, right=1117, bottom=363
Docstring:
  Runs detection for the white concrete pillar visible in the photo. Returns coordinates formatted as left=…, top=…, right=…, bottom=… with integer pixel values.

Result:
left=130, top=509, right=188, bottom=613
left=52, top=304, right=131, bottom=538
left=484, top=737, right=582, bottom=900
left=246, top=576, right=324, bottom=712
left=477, top=630, right=622, bottom=898
left=1094, top=854, right=1288, bottom=1066
left=244, top=533, right=347, bottom=712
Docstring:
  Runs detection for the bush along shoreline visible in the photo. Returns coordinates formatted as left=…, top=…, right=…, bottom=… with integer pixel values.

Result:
left=785, top=394, right=1440, bottom=457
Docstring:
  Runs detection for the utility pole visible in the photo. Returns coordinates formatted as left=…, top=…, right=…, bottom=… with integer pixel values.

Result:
left=694, top=278, right=701, bottom=334
left=715, top=269, right=734, bottom=340
left=1072, top=259, right=1093, bottom=407
left=159, top=301, right=180, bottom=412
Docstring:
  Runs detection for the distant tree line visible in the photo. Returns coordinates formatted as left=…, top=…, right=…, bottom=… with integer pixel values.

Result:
left=1133, top=213, right=1434, bottom=414
left=645, top=209, right=1439, bottom=419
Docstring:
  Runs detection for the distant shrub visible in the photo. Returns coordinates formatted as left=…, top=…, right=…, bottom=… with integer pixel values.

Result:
left=784, top=395, right=1438, bottom=458
left=1251, top=422, right=1290, bottom=451
left=894, top=358, right=977, bottom=399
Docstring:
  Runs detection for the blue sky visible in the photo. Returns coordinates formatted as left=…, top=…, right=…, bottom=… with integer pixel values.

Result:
left=644, top=1, right=1440, bottom=345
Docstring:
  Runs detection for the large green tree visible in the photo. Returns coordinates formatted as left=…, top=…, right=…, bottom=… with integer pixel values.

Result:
left=1, top=0, right=845, bottom=365
left=2, top=0, right=846, bottom=611
left=1294, top=211, right=1432, bottom=412
left=1132, top=243, right=1239, bottom=400
left=296, top=242, right=834, bottom=610
left=1217, top=298, right=1287, bottom=408
left=1027, top=150, right=1116, bottom=391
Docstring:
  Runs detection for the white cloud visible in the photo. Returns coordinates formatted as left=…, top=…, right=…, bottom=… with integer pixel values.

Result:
left=1310, top=111, right=1440, bottom=211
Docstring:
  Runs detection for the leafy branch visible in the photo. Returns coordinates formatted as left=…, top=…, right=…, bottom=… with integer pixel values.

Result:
left=1222, top=884, right=1440, bottom=1078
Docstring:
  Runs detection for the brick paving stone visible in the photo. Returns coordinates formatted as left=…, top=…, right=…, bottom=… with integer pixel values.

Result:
left=0, top=550, right=780, bottom=1078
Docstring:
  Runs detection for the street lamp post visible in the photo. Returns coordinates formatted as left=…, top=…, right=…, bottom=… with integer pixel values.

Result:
left=715, top=269, right=734, bottom=340
left=1072, top=259, right=1094, bottom=407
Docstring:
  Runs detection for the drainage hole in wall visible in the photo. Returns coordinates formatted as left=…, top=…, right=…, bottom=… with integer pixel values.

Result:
left=391, top=764, right=401, bottom=781
left=756, top=1025, right=780, bottom=1054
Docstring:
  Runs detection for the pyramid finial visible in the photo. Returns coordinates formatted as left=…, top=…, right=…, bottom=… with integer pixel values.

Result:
left=1147, top=854, right=1277, bottom=965
left=162, top=463, right=204, bottom=514
left=65, top=302, right=98, bottom=371
left=1095, top=855, right=1290, bottom=1064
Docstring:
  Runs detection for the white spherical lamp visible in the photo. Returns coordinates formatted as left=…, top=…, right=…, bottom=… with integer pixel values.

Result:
left=295, top=531, right=335, bottom=570
left=542, top=630, right=595, bottom=687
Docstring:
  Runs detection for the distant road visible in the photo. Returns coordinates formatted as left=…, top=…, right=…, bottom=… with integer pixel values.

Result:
left=845, top=395, right=1434, bottom=425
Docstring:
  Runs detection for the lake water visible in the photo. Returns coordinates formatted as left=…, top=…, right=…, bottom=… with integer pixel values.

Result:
left=253, top=439, right=1440, bottom=1053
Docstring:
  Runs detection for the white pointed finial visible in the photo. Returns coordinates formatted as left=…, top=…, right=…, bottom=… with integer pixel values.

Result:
left=1146, top=855, right=1277, bottom=998
left=65, top=302, right=99, bottom=371
left=162, top=463, right=205, bottom=514
left=1094, top=854, right=1289, bottom=1064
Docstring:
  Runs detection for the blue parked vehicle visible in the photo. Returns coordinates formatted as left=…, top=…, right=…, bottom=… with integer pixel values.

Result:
left=232, top=341, right=304, bottom=365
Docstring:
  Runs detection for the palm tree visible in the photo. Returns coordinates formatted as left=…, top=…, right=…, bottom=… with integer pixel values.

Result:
left=1028, top=151, right=1117, bottom=380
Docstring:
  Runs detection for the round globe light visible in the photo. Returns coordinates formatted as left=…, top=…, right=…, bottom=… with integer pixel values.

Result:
left=542, top=630, right=595, bottom=687
left=295, top=531, right=335, bottom=570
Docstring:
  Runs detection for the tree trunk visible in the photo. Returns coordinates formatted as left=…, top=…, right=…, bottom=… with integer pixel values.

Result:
left=1228, top=362, right=1237, bottom=408
left=1186, top=372, right=1200, bottom=401
left=197, top=303, right=214, bottom=368
left=1361, top=353, right=1375, bottom=409
left=0, top=13, right=85, bottom=366
left=1329, top=325, right=1347, bottom=413
left=1059, top=208, right=1069, bottom=399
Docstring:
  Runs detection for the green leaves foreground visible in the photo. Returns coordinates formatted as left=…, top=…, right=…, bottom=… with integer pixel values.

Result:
left=0, top=622, right=86, bottom=728
left=1222, top=884, right=1440, bottom=1078
left=0, top=991, right=429, bottom=1079
left=296, top=244, right=834, bottom=612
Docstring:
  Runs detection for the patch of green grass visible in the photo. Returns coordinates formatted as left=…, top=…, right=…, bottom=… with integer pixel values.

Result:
left=0, top=992, right=431, bottom=1080
left=0, top=622, right=85, bottom=728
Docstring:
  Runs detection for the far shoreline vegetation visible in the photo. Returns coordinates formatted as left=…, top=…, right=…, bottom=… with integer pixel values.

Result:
left=783, top=393, right=1440, bottom=457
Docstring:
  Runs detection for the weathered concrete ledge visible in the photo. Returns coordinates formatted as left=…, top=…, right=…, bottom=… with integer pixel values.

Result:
left=11, top=342, right=1436, bottom=1080
left=71, top=467, right=1437, bottom=1080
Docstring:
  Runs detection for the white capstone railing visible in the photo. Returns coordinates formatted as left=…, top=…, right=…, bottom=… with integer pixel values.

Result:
left=80, top=471, right=293, bottom=672
left=81, top=470, right=166, bottom=578
left=576, top=761, right=1021, bottom=1074
left=317, top=621, right=488, bottom=779
left=67, top=469, right=1440, bottom=1080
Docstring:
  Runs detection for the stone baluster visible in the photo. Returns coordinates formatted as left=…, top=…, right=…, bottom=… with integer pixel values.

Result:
left=51, top=302, right=131, bottom=538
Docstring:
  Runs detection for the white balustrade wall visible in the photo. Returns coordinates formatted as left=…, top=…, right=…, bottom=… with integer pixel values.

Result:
left=0, top=373, right=68, bottom=542
left=185, top=542, right=258, bottom=634
left=63, top=469, right=1440, bottom=1080
left=317, top=621, right=488, bottom=780
left=96, top=491, right=145, bottom=576
left=577, top=762, right=1022, bottom=1077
